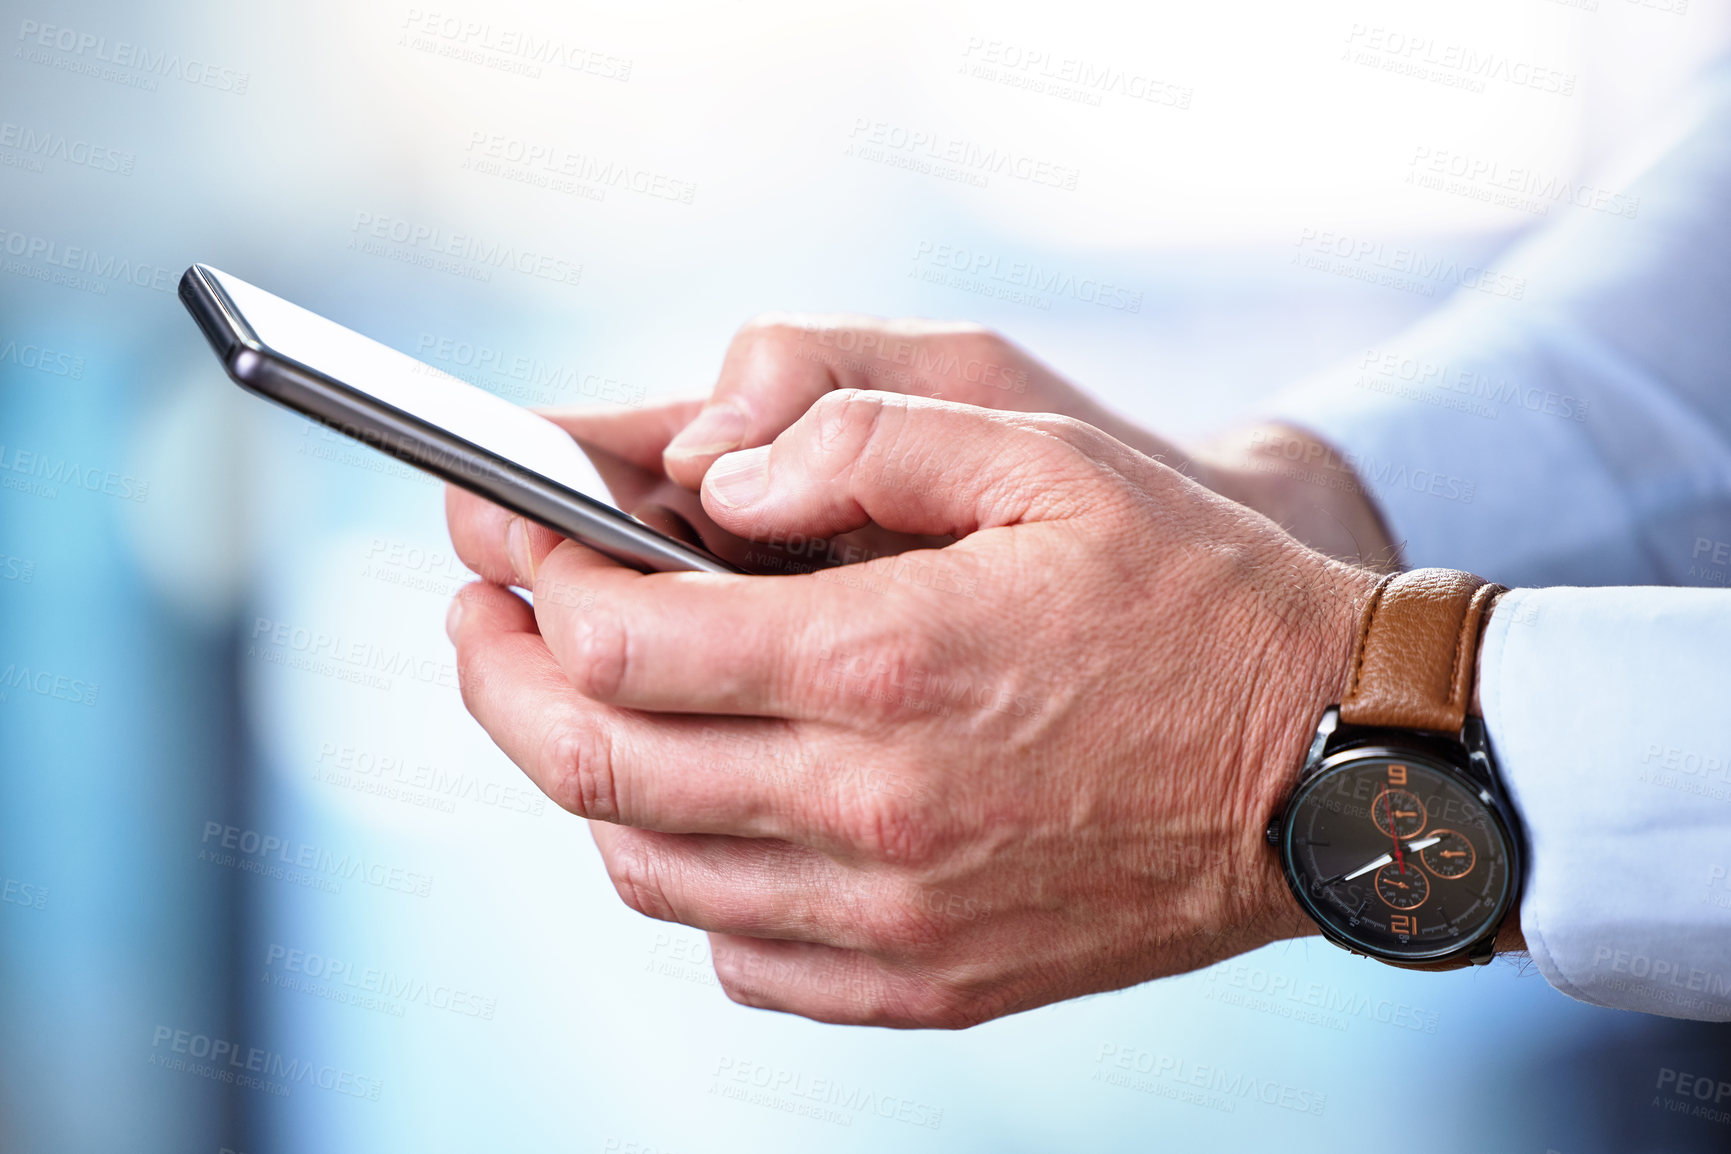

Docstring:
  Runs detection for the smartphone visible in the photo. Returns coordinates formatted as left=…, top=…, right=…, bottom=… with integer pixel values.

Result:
left=179, top=263, right=744, bottom=574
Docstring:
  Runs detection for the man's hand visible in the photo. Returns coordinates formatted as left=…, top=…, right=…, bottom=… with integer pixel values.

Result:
left=659, top=316, right=1400, bottom=571
left=448, top=318, right=1399, bottom=585
left=446, top=391, right=1380, bottom=1028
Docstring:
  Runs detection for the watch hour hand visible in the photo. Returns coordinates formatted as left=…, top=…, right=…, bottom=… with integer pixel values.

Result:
left=1342, top=852, right=1392, bottom=882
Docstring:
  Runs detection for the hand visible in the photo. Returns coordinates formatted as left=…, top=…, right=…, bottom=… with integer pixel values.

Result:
left=446, top=390, right=1381, bottom=1027
left=657, top=315, right=1188, bottom=489
left=657, top=316, right=1401, bottom=571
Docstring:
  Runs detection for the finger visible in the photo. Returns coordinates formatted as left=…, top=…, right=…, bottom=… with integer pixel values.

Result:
left=530, top=538, right=899, bottom=719
left=540, top=396, right=705, bottom=471
left=700, top=390, right=1141, bottom=542
left=662, top=317, right=994, bottom=489
left=445, top=398, right=706, bottom=587
left=449, top=580, right=823, bottom=836
left=709, top=934, right=996, bottom=1029
left=591, top=824, right=873, bottom=946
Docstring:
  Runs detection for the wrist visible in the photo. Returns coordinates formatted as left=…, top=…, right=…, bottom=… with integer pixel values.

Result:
left=1232, top=557, right=1384, bottom=947
left=1193, top=423, right=1402, bottom=573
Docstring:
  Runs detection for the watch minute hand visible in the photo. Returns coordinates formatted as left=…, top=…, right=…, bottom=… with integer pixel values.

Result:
left=1343, top=852, right=1391, bottom=882
left=1340, top=837, right=1442, bottom=883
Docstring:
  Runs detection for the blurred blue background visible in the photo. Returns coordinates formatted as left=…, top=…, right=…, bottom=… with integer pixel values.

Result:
left=4, top=1, right=1731, bottom=1151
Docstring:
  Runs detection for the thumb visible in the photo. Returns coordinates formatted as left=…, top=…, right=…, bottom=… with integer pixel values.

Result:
left=698, top=390, right=1122, bottom=543
left=661, top=318, right=847, bottom=489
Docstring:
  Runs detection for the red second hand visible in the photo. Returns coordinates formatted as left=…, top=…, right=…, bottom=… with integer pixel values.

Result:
left=1383, top=791, right=1405, bottom=871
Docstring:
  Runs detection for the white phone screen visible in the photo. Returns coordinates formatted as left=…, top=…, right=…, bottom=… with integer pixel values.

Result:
left=208, top=266, right=617, bottom=506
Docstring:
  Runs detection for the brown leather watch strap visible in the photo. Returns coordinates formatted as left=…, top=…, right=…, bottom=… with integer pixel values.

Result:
left=1340, top=568, right=1506, bottom=733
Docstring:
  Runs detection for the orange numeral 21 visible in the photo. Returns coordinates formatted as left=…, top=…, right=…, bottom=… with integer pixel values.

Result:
left=1387, top=764, right=1408, bottom=785
left=1389, top=915, right=1416, bottom=935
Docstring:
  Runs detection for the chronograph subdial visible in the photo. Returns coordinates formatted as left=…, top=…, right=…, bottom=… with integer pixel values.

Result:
left=1375, top=859, right=1430, bottom=910
left=1420, top=829, right=1477, bottom=879
left=1370, top=788, right=1427, bottom=839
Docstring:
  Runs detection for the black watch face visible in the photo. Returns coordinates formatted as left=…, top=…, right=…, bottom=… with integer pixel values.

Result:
left=1279, top=746, right=1517, bottom=963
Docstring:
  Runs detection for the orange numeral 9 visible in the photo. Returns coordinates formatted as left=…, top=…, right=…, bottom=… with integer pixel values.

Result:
left=1389, top=915, right=1416, bottom=935
left=1388, top=764, right=1408, bottom=785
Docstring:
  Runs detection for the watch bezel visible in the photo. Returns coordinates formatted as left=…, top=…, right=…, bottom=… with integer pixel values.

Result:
left=1275, top=735, right=1523, bottom=968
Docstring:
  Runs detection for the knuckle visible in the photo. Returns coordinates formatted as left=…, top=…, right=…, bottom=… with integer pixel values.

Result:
left=604, top=835, right=676, bottom=922
left=561, top=611, right=630, bottom=702
left=536, top=715, right=619, bottom=822
left=870, top=977, right=982, bottom=1030
left=918, top=986, right=992, bottom=1030
left=809, top=387, right=889, bottom=458
left=813, top=625, right=954, bottom=724
left=867, top=893, right=949, bottom=953
left=1019, top=411, right=1106, bottom=459
left=453, top=642, right=486, bottom=711
left=709, top=941, right=776, bottom=1007
left=845, top=790, right=939, bottom=867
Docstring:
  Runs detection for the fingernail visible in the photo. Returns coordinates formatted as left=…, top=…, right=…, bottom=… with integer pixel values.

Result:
left=507, top=517, right=537, bottom=584
left=445, top=597, right=464, bottom=643
left=704, top=445, right=771, bottom=509
left=666, top=402, right=750, bottom=459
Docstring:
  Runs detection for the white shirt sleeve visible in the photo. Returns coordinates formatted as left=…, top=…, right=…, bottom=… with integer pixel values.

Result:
left=1256, top=65, right=1731, bottom=1018
left=1265, top=65, right=1731, bottom=589
left=1480, top=586, right=1731, bottom=1020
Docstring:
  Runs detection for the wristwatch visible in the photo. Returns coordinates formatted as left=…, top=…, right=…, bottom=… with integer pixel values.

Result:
left=1267, top=568, right=1525, bottom=969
